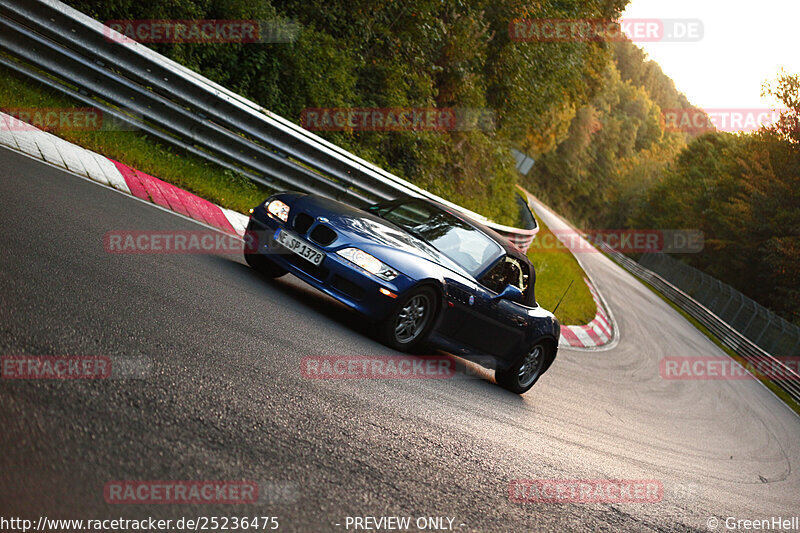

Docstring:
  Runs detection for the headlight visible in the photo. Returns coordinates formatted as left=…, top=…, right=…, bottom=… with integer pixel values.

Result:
left=336, top=248, right=399, bottom=281
left=266, top=199, right=290, bottom=222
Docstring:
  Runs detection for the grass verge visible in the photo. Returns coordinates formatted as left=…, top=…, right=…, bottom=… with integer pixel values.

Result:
left=527, top=214, right=597, bottom=325
left=606, top=255, right=800, bottom=417
left=0, top=63, right=272, bottom=214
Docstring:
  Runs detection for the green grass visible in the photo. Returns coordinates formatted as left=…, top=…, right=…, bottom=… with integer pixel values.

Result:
left=527, top=214, right=597, bottom=325
left=0, top=63, right=272, bottom=214
left=605, top=255, right=800, bottom=417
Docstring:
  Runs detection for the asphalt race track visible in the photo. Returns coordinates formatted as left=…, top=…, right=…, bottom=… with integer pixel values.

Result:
left=1, top=145, right=799, bottom=532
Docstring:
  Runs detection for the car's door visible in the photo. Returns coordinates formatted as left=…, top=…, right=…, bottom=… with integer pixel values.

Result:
left=449, top=255, right=531, bottom=359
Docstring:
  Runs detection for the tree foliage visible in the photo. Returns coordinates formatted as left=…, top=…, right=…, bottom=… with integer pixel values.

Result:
left=633, top=73, right=800, bottom=325
left=524, top=38, right=799, bottom=324
left=524, top=39, right=692, bottom=226
left=65, top=0, right=628, bottom=225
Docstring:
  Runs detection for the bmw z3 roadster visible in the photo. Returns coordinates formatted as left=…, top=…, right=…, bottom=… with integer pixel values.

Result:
left=245, top=193, right=560, bottom=393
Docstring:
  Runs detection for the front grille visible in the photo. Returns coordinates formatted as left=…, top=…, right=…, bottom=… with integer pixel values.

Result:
left=293, top=213, right=314, bottom=234
left=332, top=276, right=365, bottom=301
left=310, top=225, right=337, bottom=246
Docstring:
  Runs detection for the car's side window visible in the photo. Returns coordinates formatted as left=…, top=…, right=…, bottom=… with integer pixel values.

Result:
left=480, top=256, right=532, bottom=304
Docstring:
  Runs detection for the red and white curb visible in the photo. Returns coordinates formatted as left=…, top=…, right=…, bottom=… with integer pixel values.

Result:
left=522, top=192, right=618, bottom=350
left=559, top=278, right=615, bottom=349
left=0, top=112, right=249, bottom=237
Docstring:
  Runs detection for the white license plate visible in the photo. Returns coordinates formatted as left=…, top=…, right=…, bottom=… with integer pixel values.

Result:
left=275, top=229, right=325, bottom=266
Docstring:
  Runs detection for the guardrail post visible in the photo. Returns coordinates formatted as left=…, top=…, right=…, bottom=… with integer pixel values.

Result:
left=791, top=336, right=800, bottom=357
left=718, top=289, right=737, bottom=322
left=753, top=314, right=772, bottom=347
left=741, top=301, right=760, bottom=336
left=727, top=293, right=747, bottom=329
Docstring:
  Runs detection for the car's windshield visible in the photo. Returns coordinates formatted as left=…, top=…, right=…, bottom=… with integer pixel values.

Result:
left=370, top=200, right=502, bottom=276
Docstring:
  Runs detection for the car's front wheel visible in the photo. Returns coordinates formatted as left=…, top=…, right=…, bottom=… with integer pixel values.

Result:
left=495, top=341, right=552, bottom=394
left=245, top=252, right=287, bottom=278
left=380, top=286, right=438, bottom=351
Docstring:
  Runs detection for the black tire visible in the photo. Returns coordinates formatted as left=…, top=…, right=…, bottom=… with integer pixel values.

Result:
left=380, top=286, right=438, bottom=352
left=495, top=341, right=553, bottom=394
left=245, top=251, right=287, bottom=278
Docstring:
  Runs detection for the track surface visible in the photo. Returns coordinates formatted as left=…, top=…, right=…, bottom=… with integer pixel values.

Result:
left=1, top=147, right=799, bottom=532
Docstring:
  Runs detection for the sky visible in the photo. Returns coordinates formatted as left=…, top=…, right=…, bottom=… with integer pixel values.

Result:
left=621, top=0, right=799, bottom=110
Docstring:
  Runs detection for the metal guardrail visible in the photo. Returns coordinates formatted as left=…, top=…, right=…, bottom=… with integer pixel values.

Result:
left=639, top=253, right=800, bottom=357
left=599, top=243, right=800, bottom=405
left=0, top=0, right=538, bottom=251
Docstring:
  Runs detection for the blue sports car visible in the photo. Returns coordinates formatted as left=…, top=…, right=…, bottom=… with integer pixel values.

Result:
left=245, top=192, right=560, bottom=393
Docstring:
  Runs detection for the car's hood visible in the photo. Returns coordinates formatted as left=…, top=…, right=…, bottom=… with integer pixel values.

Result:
left=291, top=195, right=472, bottom=278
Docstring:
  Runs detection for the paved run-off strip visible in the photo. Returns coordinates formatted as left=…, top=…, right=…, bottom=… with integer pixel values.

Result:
left=0, top=111, right=614, bottom=347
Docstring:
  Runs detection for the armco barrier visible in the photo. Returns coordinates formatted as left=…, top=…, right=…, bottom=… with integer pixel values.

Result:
left=0, top=0, right=538, bottom=251
left=639, top=252, right=800, bottom=357
left=599, top=243, right=800, bottom=406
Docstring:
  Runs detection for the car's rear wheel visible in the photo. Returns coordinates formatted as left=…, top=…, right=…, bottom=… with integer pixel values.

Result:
left=380, top=286, right=438, bottom=351
left=245, top=252, right=287, bottom=278
left=495, top=341, right=552, bottom=394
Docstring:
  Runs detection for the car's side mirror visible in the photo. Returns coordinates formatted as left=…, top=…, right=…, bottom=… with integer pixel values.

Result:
left=495, top=284, right=524, bottom=303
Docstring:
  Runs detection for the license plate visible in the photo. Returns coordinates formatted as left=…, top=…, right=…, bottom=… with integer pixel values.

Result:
left=275, top=229, right=325, bottom=266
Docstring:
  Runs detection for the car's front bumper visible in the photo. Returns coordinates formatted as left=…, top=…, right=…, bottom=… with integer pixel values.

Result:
left=246, top=214, right=415, bottom=320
